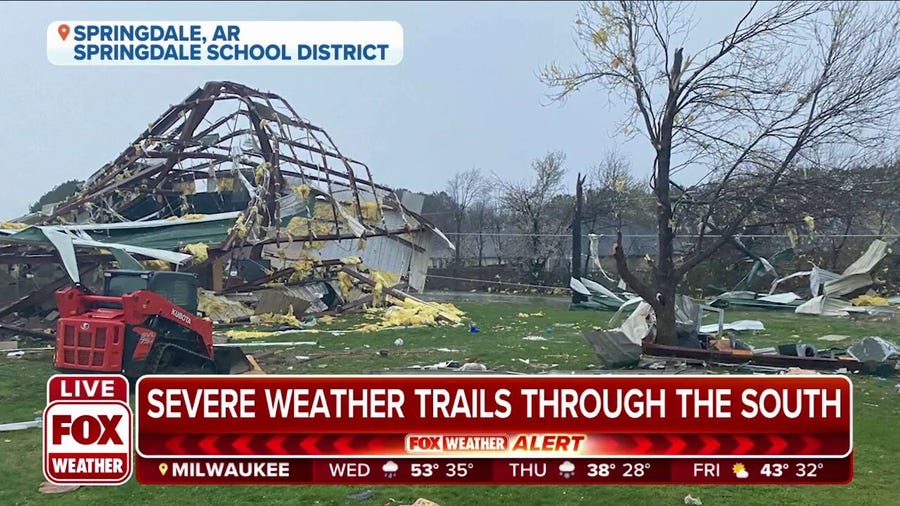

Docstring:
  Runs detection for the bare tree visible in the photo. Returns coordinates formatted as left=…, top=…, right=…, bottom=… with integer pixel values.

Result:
left=585, top=150, right=650, bottom=232
left=542, top=1, right=900, bottom=344
left=444, top=168, right=485, bottom=266
left=497, top=151, right=570, bottom=284
left=467, top=197, right=492, bottom=267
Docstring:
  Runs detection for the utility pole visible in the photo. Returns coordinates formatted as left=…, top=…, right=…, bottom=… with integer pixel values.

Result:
left=572, top=173, right=588, bottom=304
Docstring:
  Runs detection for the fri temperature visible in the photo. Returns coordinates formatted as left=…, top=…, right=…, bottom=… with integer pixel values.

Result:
left=760, top=462, right=824, bottom=478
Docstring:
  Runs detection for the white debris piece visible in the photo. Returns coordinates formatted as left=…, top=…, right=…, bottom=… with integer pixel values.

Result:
left=818, top=335, right=850, bottom=342
left=699, top=320, right=764, bottom=333
left=757, top=292, right=801, bottom=304
left=795, top=296, right=853, bottom=317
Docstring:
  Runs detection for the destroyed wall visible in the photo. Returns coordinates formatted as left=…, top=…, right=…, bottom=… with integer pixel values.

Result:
left=0, top=81, right=451, bottom=303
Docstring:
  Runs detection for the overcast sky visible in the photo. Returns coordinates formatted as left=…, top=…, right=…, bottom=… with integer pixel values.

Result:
left=0, top=1, right=748, bottom=219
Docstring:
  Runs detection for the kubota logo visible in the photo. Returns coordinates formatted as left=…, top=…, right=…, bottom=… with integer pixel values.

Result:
left=170, top=308, right=192, bottom=325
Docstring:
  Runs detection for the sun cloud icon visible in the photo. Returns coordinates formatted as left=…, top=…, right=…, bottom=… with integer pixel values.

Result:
left=732, top=463, right=749, bottom=479
left=559, top=461, right=576, bottom=479
left=383, top=460, right=399, bottom=478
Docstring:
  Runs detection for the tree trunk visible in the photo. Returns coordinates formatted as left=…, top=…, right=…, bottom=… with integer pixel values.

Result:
left=651, top=48, right=684, bottom=346
left=454, top=218, right=462, bottom=268
left=572, top=174, right=588, bottom=303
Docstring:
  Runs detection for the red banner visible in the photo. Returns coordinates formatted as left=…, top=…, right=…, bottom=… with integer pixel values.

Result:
left=135, top=374, right=851, bottom=459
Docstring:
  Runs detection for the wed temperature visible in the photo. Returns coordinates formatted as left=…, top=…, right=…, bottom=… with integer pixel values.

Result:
left=411, top=462, right=474, bottom=478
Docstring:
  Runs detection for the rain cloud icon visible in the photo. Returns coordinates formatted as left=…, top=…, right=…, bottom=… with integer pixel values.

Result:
left=559, top=460, right=576, bottom=479
left=383, top=460, right=399, bottom=478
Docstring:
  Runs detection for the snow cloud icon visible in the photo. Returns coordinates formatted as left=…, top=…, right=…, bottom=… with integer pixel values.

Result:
left=559, top=460, right=576, bottom=478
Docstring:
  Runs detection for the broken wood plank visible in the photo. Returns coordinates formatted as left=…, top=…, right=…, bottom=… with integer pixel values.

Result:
left=641, top=342, right=861, bottom=371
left=217, top=267, right=296, bottom=295
left=0, top=323, right=55, bottom=340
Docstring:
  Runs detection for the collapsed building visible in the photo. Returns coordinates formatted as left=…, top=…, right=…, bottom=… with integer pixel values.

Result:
left=0, top=81, right=453, bottom=321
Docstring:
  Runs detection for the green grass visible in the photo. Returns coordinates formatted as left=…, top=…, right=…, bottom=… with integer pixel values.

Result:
left=1, top=300, right=898, bottom=505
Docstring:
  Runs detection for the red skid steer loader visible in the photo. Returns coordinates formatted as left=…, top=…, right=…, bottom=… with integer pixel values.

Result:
left=54, top=269, right=251, bottom=378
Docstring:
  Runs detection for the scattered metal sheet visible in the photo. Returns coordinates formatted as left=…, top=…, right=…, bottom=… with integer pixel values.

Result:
left=795, top=296, right=853, bottom=316
left=698, top=320, right=765, bottom=334
left=757, top=292, right=801, bottom=304
left=847, top=337, right=900, bottom=363
left=582, top=329, right=642, bottom=367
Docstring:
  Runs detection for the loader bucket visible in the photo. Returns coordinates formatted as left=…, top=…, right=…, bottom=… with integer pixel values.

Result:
left=213, top=346, right=253, bottom=375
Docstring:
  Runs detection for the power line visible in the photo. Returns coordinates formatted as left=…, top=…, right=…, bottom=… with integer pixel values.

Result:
left=426, top=274, right=567, bottom=290
left=438, top=232, right=899, bottom=239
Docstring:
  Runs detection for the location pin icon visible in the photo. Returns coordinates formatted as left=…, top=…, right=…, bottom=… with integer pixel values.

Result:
left=159, top=463, right=169, bottom=476
left=58, top=24, right=70, bottom=41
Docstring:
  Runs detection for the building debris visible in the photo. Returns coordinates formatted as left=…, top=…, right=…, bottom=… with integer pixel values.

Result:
left=38, top=482, right=80, bottom=495
left=818, top=334, right=851, bottom=342
left=698, top=320, right=764, bottom=334
left=198, top=290, right=255, bottom=323
left=0, top=419, right=42, bottom=431
left=403, top=499, right=441, bottom=506
left=847, top=337, right=900, bottom=364
left=683, top=495, right=703, bottom=506
left=0, top=81, right=451, bottom=335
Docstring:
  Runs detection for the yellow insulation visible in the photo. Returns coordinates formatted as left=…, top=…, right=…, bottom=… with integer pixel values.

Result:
left=289, top=256, right=316, bottom=282
left=338, top=271, right=354, bottom=299
left=258, top=304, right=302, bottom=326
left=285, top=216, right=334, bottom=239
left=356, top=299, right=465, bottom=333
left=0, top=222, right=27, bottom=230
left=166, top=214, right=206, bottom=221
left=224, top=330, right=276, bottom=340
left=254, top=162, right=271, bottom=185
left=182, top=243, right=209, bottom=263
left=229, top=213, right=249, bottom=239
left=851, top=295, right=890, bottom=306
left=314, top=202, right=338, bottom=221
left=141, top=260, right=171, bottom=271
left=292, top=184, right=311, bottom=200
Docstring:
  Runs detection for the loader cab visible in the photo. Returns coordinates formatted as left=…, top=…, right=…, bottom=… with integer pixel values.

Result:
left=103, top=270, right=200, bottom=314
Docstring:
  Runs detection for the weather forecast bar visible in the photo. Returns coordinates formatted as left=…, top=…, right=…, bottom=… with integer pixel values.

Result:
left=135, top=455, right=853, bottom=485
left=135, top=375, right=852, bottom=460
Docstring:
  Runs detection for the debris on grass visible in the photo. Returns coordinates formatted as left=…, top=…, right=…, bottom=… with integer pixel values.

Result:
left=847, top=337, right=900, bottom=364
left=257, top=305, right=303, bottom=327
left=852, top=294, right=890, bottom=306
left=683, top=494, right=702, bottom=505
left=402, top=498, right=441, bottom=506
left=0, top=419, right=42, bottom=431
left=818, top=334, right=851, bottom=342
left=346, top=489, right=377, bottom=501
left=223, top=330, right=279, bottom=339
left=699, top=320, right=764, bottom=334
left=38, top=482, right=80, bottom=494
left=523, top=335, right=548, bottom=341
left=356, top=299, right=465, bottom=333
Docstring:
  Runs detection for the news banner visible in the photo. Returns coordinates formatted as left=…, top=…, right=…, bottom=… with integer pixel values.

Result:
left=43, top=374, right=852, bottom=486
